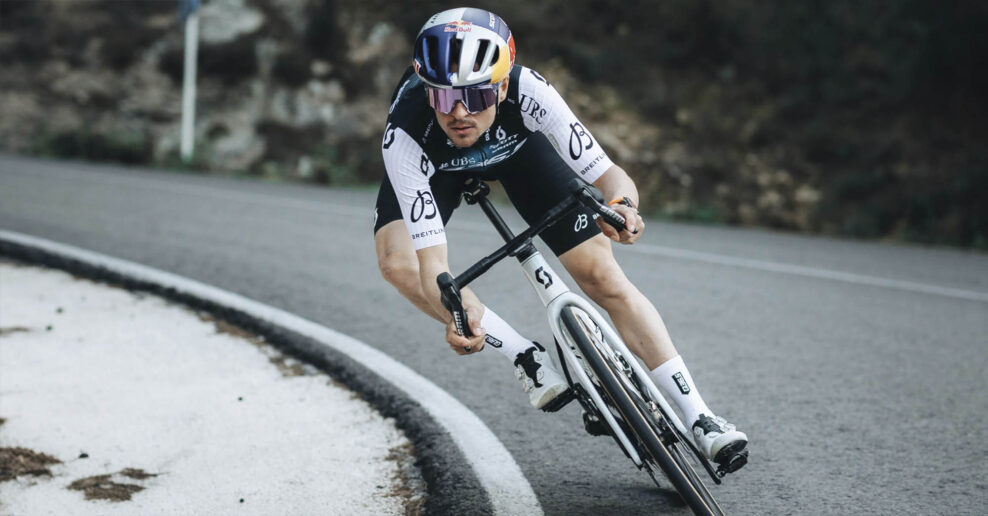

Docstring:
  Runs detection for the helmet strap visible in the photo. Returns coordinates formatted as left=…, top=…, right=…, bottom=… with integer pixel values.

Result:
left=494, top=79, right=505, bottom=119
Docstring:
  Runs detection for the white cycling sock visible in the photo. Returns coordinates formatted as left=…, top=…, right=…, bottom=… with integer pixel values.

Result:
left=649, top=355, right=712, bottom=426
left=480, top=307, right=536, bottom=360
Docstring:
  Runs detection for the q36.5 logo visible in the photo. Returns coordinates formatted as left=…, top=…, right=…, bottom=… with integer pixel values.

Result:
left=410, top=189, right=437, bottom=223
left=382, top=123, right=396, bottom=149
left=420, top=154, right=432, bottom=176
left=568, top=122, right=594, bottom=160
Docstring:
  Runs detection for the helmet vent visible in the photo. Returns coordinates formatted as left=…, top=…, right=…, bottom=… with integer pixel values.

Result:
left=474, top=40, right=490, bottom=72
left=423, top=35, right=439, bottom=72
left=449, top=37, right=463, bottom=72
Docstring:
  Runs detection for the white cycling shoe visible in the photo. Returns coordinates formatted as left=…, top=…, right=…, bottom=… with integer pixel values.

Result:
left=514, top=343, right=569, bottom=410
left=692, top=414, right=748, bottom=472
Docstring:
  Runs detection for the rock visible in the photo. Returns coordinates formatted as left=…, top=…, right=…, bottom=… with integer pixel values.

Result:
left=0, top=91, right=42, bottom=151
left=208, top=104, right=267, bottom=171
left=774, top=170, right=793, bottom=186
left=119, top=55, right=182, bottom=120
left=269, top=0, right=312, bottom=35
left=756, top=171, right=773, bottom=187
left=310, top=60, right=333, bottom=78
left=757, top=190, right=783, bottom=210
left=795, top=185, right=821, bottom=204
left=347, top=22, right=400, bottom=65
left=737, top=203, right=757, bottom=225
left=198, top=0, right=264, bottom=45
left=290, top=80, right=346, bottom=126
left=48, top=68, right=119, bottom=106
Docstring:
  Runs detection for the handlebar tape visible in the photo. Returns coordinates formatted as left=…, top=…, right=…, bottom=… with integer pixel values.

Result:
left=596, top=203, right=627, bottom=233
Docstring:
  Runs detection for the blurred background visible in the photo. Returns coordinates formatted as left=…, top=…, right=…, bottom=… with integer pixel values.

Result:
left=1, top=0, right=985, bottom=248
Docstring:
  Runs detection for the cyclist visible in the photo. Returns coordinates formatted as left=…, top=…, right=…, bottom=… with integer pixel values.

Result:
left=374, top=7, right=747, bottom=469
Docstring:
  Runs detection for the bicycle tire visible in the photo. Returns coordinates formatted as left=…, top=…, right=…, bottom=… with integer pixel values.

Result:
left=561, top=307, right=724, bottom=516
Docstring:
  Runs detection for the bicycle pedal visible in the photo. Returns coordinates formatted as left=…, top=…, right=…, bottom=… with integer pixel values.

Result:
left=540, top=387, right=576, bottom=413
left=582, top=410, right=612, bottom=436
left=716, top=449, right=748, bottom=477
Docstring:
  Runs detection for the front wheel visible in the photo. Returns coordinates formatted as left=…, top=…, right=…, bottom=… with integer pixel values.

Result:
left=560, top=307, right=724, bottom=516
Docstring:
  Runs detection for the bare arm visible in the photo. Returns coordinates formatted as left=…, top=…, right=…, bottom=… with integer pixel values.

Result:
left=592, top=164, right=645, bottom=243
left=416, top=244, right=488, bottom=355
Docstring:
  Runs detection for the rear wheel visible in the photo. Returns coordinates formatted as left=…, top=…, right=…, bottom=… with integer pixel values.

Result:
left=561, top=307, right=724, bottom=516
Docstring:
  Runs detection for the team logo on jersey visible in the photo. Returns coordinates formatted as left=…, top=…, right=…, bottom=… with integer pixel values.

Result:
left=574, top=213, right=589, bottom=232
left=446, top=157, right=478, bottom=169
left=382, top=123, right=396, bottom=149
left=420, top=154, right=432, bottom=176
left=422, top=119, right=435, bottom=143
left=568, top=122, right=595, bottom=160
left=496, top=125, right=506, bottom=141
left=519, top=94, right=546, bottom=124
left=410, top=190, right=437, bottom=222
left=529, top=69, right=549, bottom=85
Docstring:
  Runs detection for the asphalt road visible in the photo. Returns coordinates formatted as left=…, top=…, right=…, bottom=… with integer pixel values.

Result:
left=2, top=155, right=986, bottom=515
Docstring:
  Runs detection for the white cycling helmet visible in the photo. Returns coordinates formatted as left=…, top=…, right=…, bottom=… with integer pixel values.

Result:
left=413, top=7, right=516, bottom=89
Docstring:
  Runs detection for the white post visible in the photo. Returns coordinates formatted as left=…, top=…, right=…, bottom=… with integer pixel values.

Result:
left=180, top=11, right=199, bottom=163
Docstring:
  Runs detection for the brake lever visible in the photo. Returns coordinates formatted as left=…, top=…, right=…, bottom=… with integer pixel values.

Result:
left=436, top=272, right=473, bottom=338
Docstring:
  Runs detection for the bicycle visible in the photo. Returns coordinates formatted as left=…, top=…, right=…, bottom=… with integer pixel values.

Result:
left=437, top=179, right=746, bottom=516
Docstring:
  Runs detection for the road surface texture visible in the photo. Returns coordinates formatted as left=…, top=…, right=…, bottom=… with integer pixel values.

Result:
left=2, top=155, right=986, bottom=515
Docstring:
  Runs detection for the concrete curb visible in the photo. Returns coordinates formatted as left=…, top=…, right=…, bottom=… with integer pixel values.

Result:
left=0, top=230, right=543, bottom=516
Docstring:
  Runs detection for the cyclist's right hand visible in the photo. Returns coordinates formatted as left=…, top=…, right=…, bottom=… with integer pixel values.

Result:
left=597, top=203, right=643, bottom=244
left=446, top=305, right=486, bottom=356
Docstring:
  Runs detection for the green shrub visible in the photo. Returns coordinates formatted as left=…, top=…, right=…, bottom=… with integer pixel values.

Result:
left=32, top=128, right=151, bottom=165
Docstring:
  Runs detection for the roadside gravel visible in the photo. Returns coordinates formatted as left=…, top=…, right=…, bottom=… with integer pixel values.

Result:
left=0, top=262, right=424, bottom=515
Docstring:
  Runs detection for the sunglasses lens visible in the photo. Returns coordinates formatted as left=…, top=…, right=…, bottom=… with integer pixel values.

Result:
left=428, top=86, right=497, bottom=114
left=463, top=88, right=497, bottom=112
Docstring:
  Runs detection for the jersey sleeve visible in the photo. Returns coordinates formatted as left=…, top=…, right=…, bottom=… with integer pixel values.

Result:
left=516, top=67, right=615, bottom=183
left=381, top=123, right=446, bottom=250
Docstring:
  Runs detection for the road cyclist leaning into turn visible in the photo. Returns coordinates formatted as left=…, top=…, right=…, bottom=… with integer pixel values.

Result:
left=373, top=7, right=748, bottom=469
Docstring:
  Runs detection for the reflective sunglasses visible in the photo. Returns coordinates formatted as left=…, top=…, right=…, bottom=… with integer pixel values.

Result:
left=426, top=84, right=499, bottom=115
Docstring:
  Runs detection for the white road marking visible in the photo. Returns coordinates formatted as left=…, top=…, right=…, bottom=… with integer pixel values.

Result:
left=449, top=219, right=988, bottom=303
left=627, top=243, right=988, bottom=303
left=0, top=229, right=543, bottom=516
left=7, top=161, right=988, bottom=304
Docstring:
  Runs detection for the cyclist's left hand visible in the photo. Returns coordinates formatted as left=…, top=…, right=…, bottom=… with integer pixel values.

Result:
left=446, top=305, right=486, bottom=356
left=597, top=204, right=644, bottom=244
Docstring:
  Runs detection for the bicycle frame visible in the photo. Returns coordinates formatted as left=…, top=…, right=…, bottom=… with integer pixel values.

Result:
left=524, top=242, right=694, bottom=465
left=439, top=180, right=693, bottom=462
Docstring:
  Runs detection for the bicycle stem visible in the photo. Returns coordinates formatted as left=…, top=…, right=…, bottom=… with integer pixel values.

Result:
left=437, top=179, right=627, bottom=337
left=452, top=194, right=581, bottom=289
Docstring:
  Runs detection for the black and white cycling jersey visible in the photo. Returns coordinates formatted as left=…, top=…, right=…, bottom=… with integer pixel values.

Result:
left=381, top=65, right=614, bottom=250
